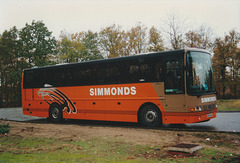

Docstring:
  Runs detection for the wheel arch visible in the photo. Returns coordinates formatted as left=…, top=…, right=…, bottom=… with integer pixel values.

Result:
left=48, top=102, right=64, bottom=122
left=137, top=102, right=162, bottom=124
left=49, top=102, right=63, bottom=111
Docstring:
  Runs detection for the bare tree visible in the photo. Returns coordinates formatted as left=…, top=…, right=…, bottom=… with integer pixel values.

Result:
left=165, top=13, right=187, bottom=49
left=185, top=25, right=214, bottom=51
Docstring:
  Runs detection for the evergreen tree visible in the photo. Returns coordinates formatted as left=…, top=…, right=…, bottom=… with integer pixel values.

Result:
left=19, top=20, right=57, bottom=67
left=0, top=27, right=22, bottom=106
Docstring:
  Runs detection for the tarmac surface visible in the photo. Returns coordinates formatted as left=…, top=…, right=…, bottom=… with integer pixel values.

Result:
left=0, top=107, right=42, bottom=121
left=0, top=107, right=239, bottom=133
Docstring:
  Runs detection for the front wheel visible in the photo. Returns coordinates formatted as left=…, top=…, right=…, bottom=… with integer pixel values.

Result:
left=140, top=104, right=162, bottom=127
left=49, top=103, right=63, bottom=122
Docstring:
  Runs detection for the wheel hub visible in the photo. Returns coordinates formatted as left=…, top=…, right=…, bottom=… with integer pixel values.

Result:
left=145, top=110, right=157, bottom=123
left=52, top=107, right=59, bottom=119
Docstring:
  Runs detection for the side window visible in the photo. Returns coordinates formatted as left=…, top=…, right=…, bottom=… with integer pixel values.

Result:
left=140, top=56, right=163, bottom=82
left=45, top=69, right=54, bottom=87
left=35, top=69, right=48, bottom=88
left=165, top=56, right=184, bottom=94
left=155, top=57, right=163, bottom=82
left=127, top=60, right=140, bottom=83
left=106, top=63, right=122, bottom=84
left=23, top=70, right=34, bottom=88
left=72, top=65, right=93, bottom=86
left=126, top=56, right=163, bottom=83
left=140, top=62, right=152, bottom=82
left=54, top=69, right=66, bottom=87
left=96, top=64, right=106, bottom=85
left=82, top=68, right=92, bottom=85
left=96, top=62, right=123, bottom=85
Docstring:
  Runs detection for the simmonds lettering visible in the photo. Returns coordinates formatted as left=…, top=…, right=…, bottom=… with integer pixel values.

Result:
left=90, top=86, right=136, bottom=96
left=201, top=96, right=216, bottom=103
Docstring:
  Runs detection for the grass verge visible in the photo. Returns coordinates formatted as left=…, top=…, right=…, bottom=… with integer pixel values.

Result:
left=0, top=135, right=239, bottom=162
left=217, top=99, right=240, bottom=111
left=193, top=132, right=240, bottom=150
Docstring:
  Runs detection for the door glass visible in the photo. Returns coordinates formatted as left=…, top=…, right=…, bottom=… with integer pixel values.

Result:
left=165, top=56, right=184, bottom=94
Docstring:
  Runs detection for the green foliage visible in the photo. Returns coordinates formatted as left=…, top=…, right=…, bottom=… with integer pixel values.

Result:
left=0, top=20, right=57, bottom=107
left=199, top=148, right=240, bottom=163
left=57, top=33, right=81, bottom=63
left=0, top=27, right=23, bottom=107
left=0, top=123, right=10, bottom=134
left=19, top=20, right=57, bottom=67
left=0, top=136, right=156, bottom=162
left=57, top=30, right=103, bottom=63
left=80, top=30, right=103, bottom=60
left=0, top=135, right=239, bottom=162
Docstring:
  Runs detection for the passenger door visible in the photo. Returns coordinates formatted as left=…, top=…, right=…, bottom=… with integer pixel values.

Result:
left=164, top=53, right=186, bottom=113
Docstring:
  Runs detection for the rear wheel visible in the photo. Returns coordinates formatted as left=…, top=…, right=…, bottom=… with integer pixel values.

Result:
left=140, top=104, right=162, bottom=127
left=49, top=103, right=63, bottom=122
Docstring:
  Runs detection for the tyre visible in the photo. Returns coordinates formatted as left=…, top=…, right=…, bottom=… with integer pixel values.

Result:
left=140, top=104, right=162, bottom=127
left=49, top=103, right=63, bottom=122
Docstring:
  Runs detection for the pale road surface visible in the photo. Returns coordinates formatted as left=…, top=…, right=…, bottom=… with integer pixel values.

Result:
left=0, top=107, right=239, bottom=133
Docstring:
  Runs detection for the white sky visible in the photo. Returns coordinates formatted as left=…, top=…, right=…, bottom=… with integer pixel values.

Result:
left=0, top=0, right=240, bottom=38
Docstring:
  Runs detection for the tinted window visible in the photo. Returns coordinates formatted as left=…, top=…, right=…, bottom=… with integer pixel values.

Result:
left=140, top=57, right=163, bottom=82
left=127, top=59, right=140, bottom=83
left=23, top=70, right=34, bottom=88
left=164, top=54, right=184, bottom=94
left=105, top=63, right=122, bottom=84
left=34, top=69, right=46, bottom=88
left=94, top=62, right=123, bottom=85
left=126, top=56, right=163, bottom=83
left=96, top=64, right=106, bottom=84
left=23, top=55, right=164, bottom=88
left=72, top=66, right=92, bottom=85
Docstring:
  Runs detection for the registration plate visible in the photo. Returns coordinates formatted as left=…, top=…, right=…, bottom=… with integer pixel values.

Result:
left=207, top=113, right=213, bottom=118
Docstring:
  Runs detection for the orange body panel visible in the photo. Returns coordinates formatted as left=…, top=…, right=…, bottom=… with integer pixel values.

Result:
left=23, top=83, right=164, bottom=123
left=22, top=82, right=217, bottom=124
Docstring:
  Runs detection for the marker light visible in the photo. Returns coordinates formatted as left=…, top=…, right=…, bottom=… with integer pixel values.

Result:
left=189, top=106, right=202, bottom=112
left=189, top=108, right=195, bottom=112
